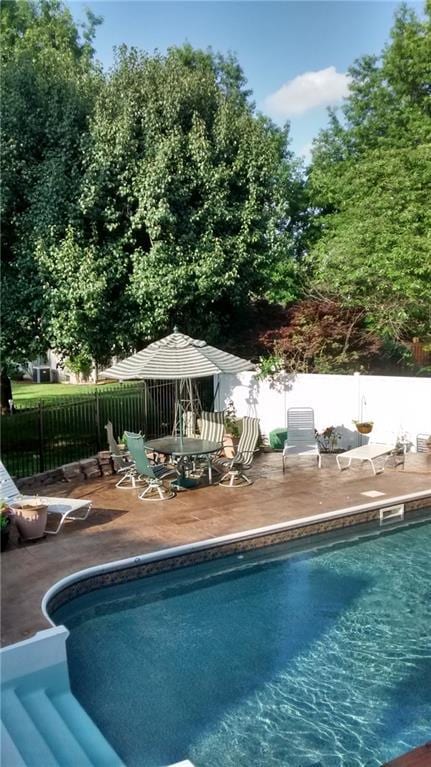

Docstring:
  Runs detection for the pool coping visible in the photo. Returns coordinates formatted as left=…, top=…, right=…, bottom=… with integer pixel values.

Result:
left=42, top=486, right=431, bottom=621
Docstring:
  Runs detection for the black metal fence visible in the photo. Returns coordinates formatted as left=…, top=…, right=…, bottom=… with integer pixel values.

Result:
left=1, top=379, right=214, bottom=478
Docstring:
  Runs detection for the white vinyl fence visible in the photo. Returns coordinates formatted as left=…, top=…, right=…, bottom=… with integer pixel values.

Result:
left=214, top=372, right=431, bottom=451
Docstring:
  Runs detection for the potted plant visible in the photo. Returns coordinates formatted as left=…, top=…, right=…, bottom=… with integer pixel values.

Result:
left=223, top=400, right=241, bottom=458
left=314, top=426, right=342, bottom=454
left=11, top=498, right=48, bottom=542
left=353, top=420, right=374, bottom=434
left=0, top=501, right=12, bottom=551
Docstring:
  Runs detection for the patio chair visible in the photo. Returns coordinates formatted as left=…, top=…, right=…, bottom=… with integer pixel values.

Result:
left=126, top=434, right=175, bottom=501
left=192, top=411, right=226, bottom=481
left=183, top=410, right=197, bottom=438
left=112, top=430, right=146, bottom=489
left=0, top=460, right=92, bottom=536
left=416, top=434, right=431, bottom=453
left=282, top=408, right=321, bottom=472
left=336, top=443, right=396, bottom=475
left=199, top=411, right=225, bottom=445
left=218, top=416, right=260, bottom=488
left=105, top=421, right=132, bottom=475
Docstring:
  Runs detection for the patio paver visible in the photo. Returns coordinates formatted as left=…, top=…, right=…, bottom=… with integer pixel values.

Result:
left=1, top=451, right=430, bottom=647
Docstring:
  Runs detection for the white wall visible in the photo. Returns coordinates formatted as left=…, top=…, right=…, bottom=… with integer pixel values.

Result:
left=215, top=372, right=431, bottom=451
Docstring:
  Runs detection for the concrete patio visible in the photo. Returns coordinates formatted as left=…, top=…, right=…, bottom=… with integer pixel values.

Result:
left=2, top=451, right=431, bottom=647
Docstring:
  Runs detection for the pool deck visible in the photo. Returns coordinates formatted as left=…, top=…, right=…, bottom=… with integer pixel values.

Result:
left=383, top=741, right=431, bottom=766
left=2, top=450, right=430, bottom=648
left=2, top=452, right=431, bottom=767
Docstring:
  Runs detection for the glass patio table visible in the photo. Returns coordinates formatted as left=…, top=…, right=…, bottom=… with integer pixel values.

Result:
left=143, top=437, right=221, bottom=488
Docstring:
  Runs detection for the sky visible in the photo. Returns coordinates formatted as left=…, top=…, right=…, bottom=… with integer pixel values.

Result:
left=67, top=1, right=423, bottom=160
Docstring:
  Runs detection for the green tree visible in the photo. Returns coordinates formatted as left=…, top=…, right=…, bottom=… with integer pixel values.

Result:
left=309, top=2, right=431, bottom=340
left=0, top=0, right=101, bottom=362
left=39, top=45, right=303, bottom=362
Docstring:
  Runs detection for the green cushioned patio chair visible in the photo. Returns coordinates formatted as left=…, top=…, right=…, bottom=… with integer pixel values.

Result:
left=110, top=428, right=144, bottom=489
left=126, top=434, right=175, bottom=501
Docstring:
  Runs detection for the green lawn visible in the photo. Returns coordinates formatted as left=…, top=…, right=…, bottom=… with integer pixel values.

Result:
left=12, top=380, right=117, bottom=405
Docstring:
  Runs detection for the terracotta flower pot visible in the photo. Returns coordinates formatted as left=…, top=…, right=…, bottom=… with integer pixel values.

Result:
left=12, top=500, right=48, bottom=542
left=223, top=434, right=240, bottom=459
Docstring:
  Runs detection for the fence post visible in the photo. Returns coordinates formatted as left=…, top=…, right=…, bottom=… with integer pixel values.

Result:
left=95, top=390, right=101, bottom=452
left=38, top=402, right=45, bottom=473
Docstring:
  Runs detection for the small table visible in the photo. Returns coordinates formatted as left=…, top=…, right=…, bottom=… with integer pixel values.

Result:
left=144, top=437, right=221, bottom=487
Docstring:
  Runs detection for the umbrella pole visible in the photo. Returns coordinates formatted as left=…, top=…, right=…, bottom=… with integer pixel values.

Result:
left=178, top=379, right=184, bottom=448
left=173, top=380, right=180, bottom=439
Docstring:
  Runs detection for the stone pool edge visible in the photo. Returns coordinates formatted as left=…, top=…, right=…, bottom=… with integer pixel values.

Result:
left=42, top=489, right=431, bottom=619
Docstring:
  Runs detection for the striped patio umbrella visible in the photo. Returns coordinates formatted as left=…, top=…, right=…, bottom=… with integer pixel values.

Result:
left=101, top=328, right=255, bottom=381
left=101, top=329, right=255, bottom=441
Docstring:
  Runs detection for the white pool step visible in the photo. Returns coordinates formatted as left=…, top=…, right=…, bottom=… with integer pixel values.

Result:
left=1, top=627, right=124, bottom=767
left=0, top=720, right=27, bottom=767
left=53, top=690, right=124, bottom=765
left=21, top=688, right=95, bottom=767
left=2, top=687, right=60, bottom=767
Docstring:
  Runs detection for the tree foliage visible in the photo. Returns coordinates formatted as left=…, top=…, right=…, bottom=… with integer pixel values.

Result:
left=39, top=45, right=303, bottom=362
left=2, top=0, right=429, bottom=374
left=1, top=3, right=304, bottom=365
left=308, top=2, right=431, bottom=340
left=253, top=299, right=384, bottom=373
left=0, top=0, right=101, bottom=362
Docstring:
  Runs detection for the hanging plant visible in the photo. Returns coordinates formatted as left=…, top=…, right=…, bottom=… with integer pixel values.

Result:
left=353, top=420, right=374, bottom=434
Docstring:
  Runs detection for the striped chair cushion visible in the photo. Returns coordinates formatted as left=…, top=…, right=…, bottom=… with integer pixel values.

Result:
left=234, top=416, right=260, bottom=466
left=199, top=411, right=225, bottom=445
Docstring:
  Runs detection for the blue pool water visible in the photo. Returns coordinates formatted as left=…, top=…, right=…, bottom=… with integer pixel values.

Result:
left=52, top=520, right=431, bottom=767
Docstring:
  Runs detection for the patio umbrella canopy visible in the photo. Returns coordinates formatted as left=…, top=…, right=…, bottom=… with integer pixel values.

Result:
left=100, top=329, right=255, bottom=443
left=101, top=328, right=255, bottom=380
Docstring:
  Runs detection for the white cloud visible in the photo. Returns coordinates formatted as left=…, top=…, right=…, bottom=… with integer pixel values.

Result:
left=264, top=66, right=351, bottom=118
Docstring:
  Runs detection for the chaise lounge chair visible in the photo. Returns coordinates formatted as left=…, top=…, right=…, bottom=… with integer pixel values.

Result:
left=282, top=408, right=321, bottom=472
left=0, top=460, right=92, bottom=535
left=336, top=443, right=395, bottom=476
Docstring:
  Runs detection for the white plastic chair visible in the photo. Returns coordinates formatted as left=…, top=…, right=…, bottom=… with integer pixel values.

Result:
left=282, top=407, right=321, bottom=472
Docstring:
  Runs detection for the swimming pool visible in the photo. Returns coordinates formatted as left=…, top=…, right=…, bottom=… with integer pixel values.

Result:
left=51, top=519, right=431, bottom=767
